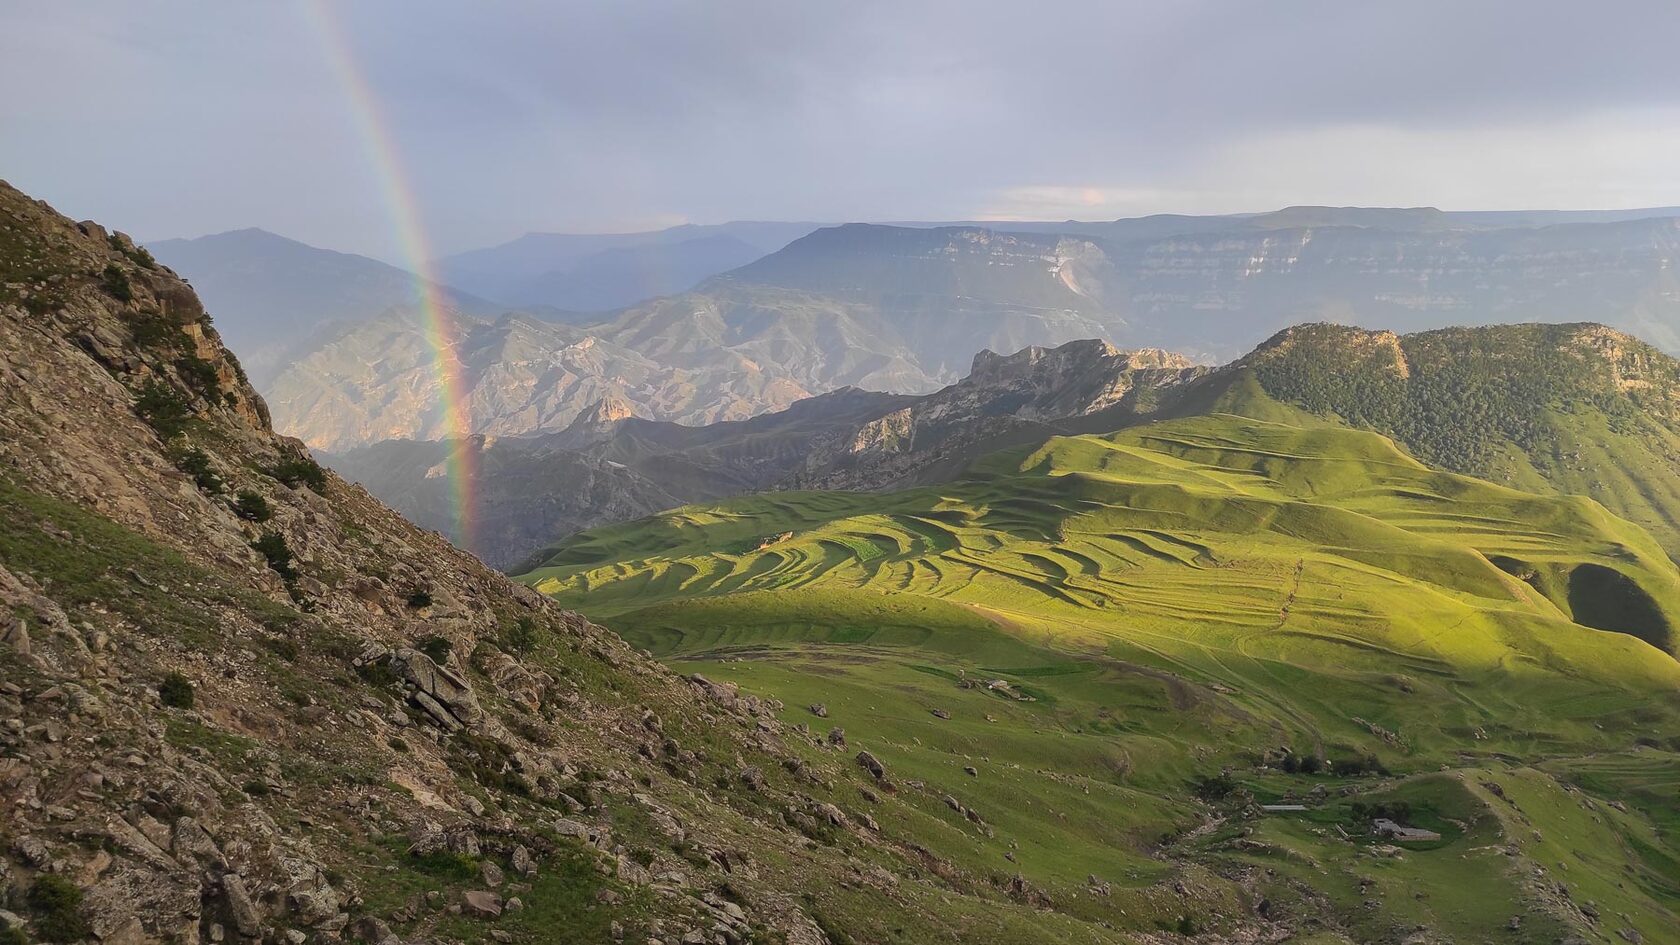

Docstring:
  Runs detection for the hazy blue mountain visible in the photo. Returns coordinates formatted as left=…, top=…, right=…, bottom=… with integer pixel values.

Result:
left=433, top=221, right=822, bottom=306
left=514, top=233, right=767, bottom=312
left=147, top=228, right=493, bottom=384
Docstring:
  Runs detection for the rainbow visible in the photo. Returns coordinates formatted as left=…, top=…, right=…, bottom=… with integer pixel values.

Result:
left=304, top=1, right=478, bottom=552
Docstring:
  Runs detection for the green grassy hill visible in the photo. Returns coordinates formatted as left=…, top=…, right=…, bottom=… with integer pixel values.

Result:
left=1221, top=322, right=1680, bottom=557
left=522, top=413, right=1680, bottom=942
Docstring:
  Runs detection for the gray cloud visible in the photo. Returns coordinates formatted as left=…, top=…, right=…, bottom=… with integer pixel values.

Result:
left=3, top=1, right=1677, bottom=262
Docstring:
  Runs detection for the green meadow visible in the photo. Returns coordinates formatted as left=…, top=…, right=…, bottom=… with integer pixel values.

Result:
left=522, top=413, right=1680, bottom=940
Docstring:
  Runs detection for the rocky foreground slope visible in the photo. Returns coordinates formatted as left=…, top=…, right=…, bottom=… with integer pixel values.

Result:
left=0, top=182, right=1231, bottom=944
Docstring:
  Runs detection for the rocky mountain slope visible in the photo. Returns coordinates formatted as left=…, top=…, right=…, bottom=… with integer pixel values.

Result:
left=786, top=340, right=1203, bottom=492
left=146, top=229, right=497, bottom=386
left=0, top=181, right=1225, bottom=945
left=515, top=235, right=768, bottom=313
left=268, top=293, right=937, bottom=452
left=328, top=388, right=913, bottom=570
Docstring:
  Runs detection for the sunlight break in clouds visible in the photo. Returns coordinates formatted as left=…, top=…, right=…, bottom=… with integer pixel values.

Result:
left=986, top=107, right=1680, bottom=220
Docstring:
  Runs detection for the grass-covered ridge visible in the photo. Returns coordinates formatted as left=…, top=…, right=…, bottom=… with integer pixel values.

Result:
left=1230, top=321, right=1680, bottom=555
left=524, top=413, right=1680, bottom=940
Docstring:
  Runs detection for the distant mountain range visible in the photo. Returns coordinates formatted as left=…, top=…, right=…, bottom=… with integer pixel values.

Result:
left=152, top=205, right=1680, bottom=455
left=432, top=221, right=824, bottom=308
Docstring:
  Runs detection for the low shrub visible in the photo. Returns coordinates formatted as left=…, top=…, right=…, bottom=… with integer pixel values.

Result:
left=101, top=264, right=132, bottom=303
left=175, top=355, right=221, bottom=395
left=252, top=531, right=298, bottom=582
left=134, top=381, right=192, bottom=439
left=502, top=616, right=539, bottom=654
left=171, top=447, right=223, bottom=493
left=26, top=875, right=90, bottom=943
left=234, top=490, right=272, bottom=522
left=1192, top=772, right=1236, bottom=800
left=417, top=634, right=452, bottom=664
left=158, top=672, right=195, bottom=709
left=267, top=454, right=327, bottom=492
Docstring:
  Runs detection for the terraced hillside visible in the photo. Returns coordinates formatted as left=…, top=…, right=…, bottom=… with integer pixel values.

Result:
left=524, top=415, right=1680, bottom=942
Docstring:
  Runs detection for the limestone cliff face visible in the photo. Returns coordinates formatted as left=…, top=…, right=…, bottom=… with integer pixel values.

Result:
left=795, top=338, right=1209, bottom=490
left=0, top=178, right=943, bottom=945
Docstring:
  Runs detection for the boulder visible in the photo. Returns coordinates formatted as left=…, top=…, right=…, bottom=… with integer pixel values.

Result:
left=390, top=647, right=483, bottom=727
left=510, top=844, right=537, bottom=877
left=352, top=917, right=399, bottom=945
left=461, top=890, right=503, bottom=918
left=856, top=751, right=886, bottom=781
left=223, top=874, right=262, bottom=938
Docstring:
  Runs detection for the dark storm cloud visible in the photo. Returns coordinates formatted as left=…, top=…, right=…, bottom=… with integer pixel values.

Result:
left=3, top=1, right=1677, bottom=261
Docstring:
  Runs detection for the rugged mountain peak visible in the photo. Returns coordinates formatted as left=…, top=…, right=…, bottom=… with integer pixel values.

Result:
left=1245, top=322, right=1410, bottom=378
left=969, top=338, right=1122, bottom=382
left=966, top=338, right=1197, bottom=393
left=576, top=392, right=637, bottom=425
left=793, top=338, right=1209, bottom=491
left=557, top=392, right=640, bottom=445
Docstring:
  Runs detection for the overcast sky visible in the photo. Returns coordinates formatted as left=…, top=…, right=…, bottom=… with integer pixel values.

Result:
left=4, top=1, right=1679, bottom=263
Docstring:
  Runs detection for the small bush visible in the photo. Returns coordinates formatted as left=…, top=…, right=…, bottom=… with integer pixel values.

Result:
left=235, top=490, right=272, bottom=522
left=417, top=634, right=452, bottom=665
left=267, top=454, right=327, bottom=492
left=502, top=616, right=539, bottom=654
left=171, top=447, right=223, bottom=494
left=388, top=736, right=410, bottom=754
left=175, top=355, right=221, bottom=395
left=1192, top=772, right=1236, bottom=800
left=0, top=920, right=26, bottom=945
left=1331, top=754, right=1388, bottom=777
left=252, top=531, right=298, bottom=582
left=406, top=588, right=433, bottom=609
left=1350, top=800, right=1413, bottom=825
left=1298, top=755, right=1324, bottom=775
left=158, top=672, right=195, bottom=709
left=242, top=779, right=271, bottom=797
left=261, top=636, right=300, bottom=662
left=101, top=264, right=133, bottom=303
left=356, top=661, right=399, bottom=688
left=27, top=874, right=90, bottom=943
left=129, top=311, right=185, bottom=349
left=109, top=233, right=156, bottom=269
left=134, top=381, right=192, bottom=439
